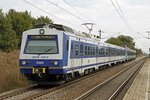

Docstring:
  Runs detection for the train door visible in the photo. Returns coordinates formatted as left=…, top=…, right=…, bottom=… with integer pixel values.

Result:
left=71, top=41, right=83, bottom=76
left=105, top=46, right=109, bottom=63
left=96, top=46, right=98, bottom=69
left=70, top=41, right=75, bottom=76
left=80, top=43, right=84, bottom=74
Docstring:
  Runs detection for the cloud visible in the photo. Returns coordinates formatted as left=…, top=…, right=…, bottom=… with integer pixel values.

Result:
left=126, top=0, right=150, bottom=6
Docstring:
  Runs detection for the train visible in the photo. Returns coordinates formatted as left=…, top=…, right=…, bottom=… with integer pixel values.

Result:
left=19, top=23, right=136, bottom=84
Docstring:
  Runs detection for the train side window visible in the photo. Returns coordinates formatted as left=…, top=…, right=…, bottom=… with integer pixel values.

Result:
left=96, top=47, right=98, bottom=54
left=80, top=44, right=83, bottom=54
left=100, top=48, right=104, bottom=56
left=75, top=45, right=79, bottom=56
left=88, top=46, right=90, bottom=55
left=90, top=47, right=92, bottom=55
left=99, top=48, right=101, bottom=55
left=93, top=47, right=95, bottom=55
left=67, top=40, right=69, bottom=51
left=85, top=46, right=88, bottom=55
left=71, top=43, right=73, bottom=51
left=111, top=48, right=114, bottom=56
left=106, top=47, right=109, bottom=55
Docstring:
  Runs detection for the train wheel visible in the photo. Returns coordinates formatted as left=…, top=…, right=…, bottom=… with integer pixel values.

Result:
left=65, top=74, right=73, bottom=82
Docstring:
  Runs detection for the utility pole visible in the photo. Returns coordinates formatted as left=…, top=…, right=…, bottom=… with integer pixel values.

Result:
left=149, top=48, right=150, bottom=57
left=146, top=31, right=150, bottom=39
left=98, top=29, right=101, bottom=39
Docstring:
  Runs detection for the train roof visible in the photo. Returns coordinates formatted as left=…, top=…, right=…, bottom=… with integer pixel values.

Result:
left=31, top=23, right=135, bottom=52
left=32, top=23, right=74, bottom=34
left=32, top=23, right=101, bottom=40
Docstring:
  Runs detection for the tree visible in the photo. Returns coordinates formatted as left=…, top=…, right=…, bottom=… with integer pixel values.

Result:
left=135, top=48, right=143, bottom=57
left=105, top=37, right=121, bottom=46
left=33, top=16, right=53, bottom=25
left=7, top=10, right=54, bottom=47
left=105, top=35, right=143, bottom=56
left=0, top=9, right=18, bottom=52
left=0, top=9, right=54, bottom=52
left=6, top=9, right=33, bottom=46
left=117, top=35, right=135, bottom=49
left=105, top=35, right=135, bottom=49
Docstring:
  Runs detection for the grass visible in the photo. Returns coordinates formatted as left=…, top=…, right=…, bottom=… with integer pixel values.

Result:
left=0, top=50, right=29, bottom=93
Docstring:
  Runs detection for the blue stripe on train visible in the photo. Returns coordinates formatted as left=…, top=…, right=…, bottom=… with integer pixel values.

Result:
left=20, top=59, right=126, bottom=74
left=20, top=68, right=67, bottom=74
left=20, top=68, right=32, bottom=74
left=19, top=59, right=64, bottom=67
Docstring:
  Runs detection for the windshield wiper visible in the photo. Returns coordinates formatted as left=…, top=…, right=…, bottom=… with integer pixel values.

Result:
left=44, top=48, right=53, bottom=53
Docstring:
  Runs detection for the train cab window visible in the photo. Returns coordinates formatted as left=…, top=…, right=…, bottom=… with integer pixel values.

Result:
left=25, top=35, right=58, bottom=54
left=75, top=45, right=79, bottom=56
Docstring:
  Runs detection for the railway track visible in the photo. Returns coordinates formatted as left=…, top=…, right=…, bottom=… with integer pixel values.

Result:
left=76, top=58, right=145, bottom=100
left=0, top=84, right=54, bottom=100
left=0, top=84, right=38, bottom=100
left=0, top=66, right=113, bottom=100
left=22, top=58, right=144, bottom=100
left=0, top=58, right=144, bottom=100
left=22, top=66, right=116, bottom=99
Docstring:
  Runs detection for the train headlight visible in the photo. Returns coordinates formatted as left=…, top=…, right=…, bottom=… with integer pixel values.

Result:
left=22, top=61, right=26, bottom=65
left=39, top=29, right=45, bottom=35
left=50, top=61, right=59, bottom=66
left=54, top=61, right=58, bottom=65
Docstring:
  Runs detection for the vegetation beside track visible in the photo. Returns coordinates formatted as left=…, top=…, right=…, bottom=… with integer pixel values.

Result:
left=0, top=50, right=29, bottom=93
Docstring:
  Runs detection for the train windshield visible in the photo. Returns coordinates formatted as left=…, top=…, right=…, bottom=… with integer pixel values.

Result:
left=25, top=35, right=58, bottom=54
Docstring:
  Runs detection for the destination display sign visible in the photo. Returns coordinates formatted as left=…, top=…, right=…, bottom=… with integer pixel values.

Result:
left=30, top=35, right=57, bottom=40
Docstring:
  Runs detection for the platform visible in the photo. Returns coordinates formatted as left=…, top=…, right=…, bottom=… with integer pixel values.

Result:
left=123, top=58, right=150, bottom=100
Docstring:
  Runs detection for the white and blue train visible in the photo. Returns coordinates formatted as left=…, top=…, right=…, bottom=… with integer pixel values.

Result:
left=19, top=23, right=136, bottom=84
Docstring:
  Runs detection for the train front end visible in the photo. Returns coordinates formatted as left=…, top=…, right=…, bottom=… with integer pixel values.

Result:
left=19, top=27, right=68, bottom=84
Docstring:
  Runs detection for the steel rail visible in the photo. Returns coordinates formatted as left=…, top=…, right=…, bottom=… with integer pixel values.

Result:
left=0, top=58, right=143, bottom=100
left=108, top=59, right=145, bottom=100
left=0, top=84, right=38, bottom=100
left=24, top=59, right=142, bottom=100
left=75, top=58, right=145, bottom=100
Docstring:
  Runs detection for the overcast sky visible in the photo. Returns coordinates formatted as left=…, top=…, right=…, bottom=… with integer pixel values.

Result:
left=1, top=0, right=150, bottom=53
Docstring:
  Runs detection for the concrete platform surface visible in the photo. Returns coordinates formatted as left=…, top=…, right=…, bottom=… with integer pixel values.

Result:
left=123, top=58, right=150, bottom=100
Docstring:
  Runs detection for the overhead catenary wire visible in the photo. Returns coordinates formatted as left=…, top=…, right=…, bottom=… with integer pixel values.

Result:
left=115, top=0, right=128, bottom=23
left=114, top=0, right=150, bottom=40
left=46, top=0, right=87, bottom=22
left=115, top=0, right=136, bottom=35
left=62, top=0, right=94, bottom=23
left=63, top=0, right=103, bottom=31
left=110, top=0, right=136, bottom=39
left=23, top=0, right=80, bottom=29
left=137, top=32, right=149, bottom=39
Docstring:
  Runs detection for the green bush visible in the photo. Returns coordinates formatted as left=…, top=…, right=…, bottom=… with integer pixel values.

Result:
left=0, top=9, right=18, bottom=52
